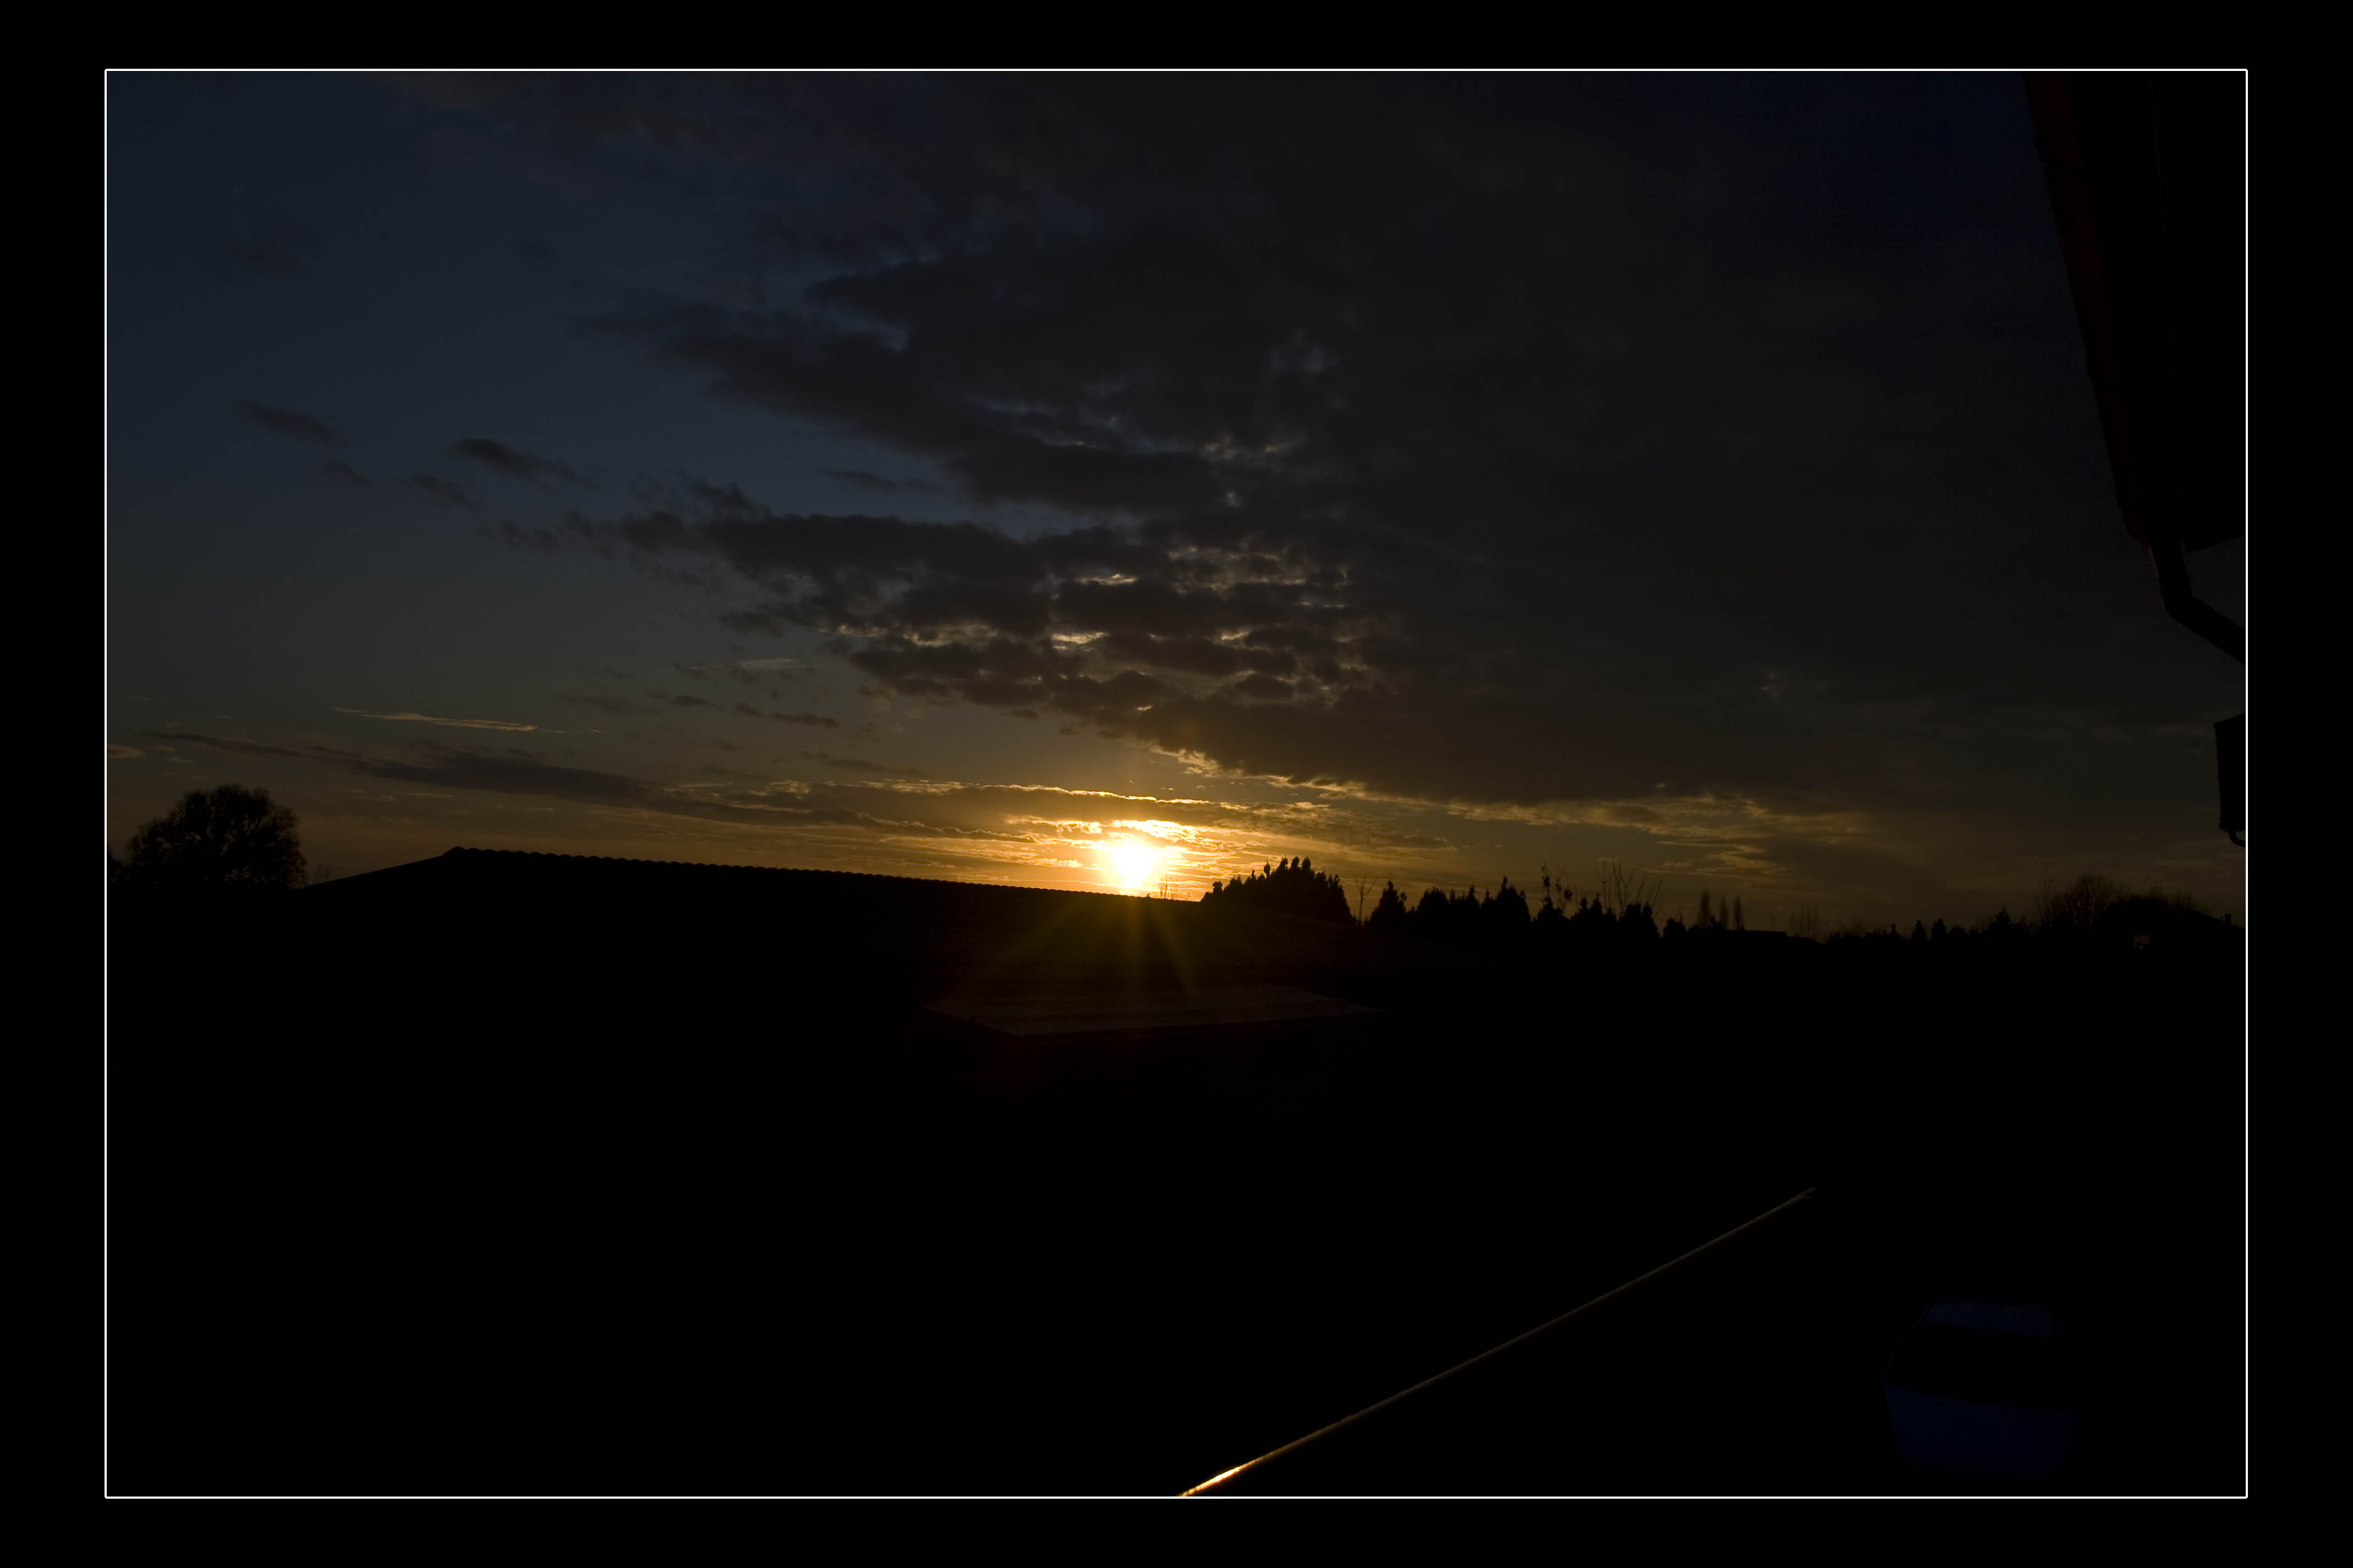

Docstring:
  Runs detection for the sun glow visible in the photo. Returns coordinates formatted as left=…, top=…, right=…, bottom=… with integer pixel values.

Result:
left=1106, top=837, right=1167, bottom=893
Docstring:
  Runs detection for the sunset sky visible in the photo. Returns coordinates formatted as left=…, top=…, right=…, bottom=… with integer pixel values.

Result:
left=105, top=73, right=2245, bottom=926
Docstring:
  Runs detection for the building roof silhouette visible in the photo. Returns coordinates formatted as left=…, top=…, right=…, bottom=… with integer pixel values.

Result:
left=303, top=846, right=1461, bottom=1009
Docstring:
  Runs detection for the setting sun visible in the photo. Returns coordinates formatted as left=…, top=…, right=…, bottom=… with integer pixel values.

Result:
left=1106, top=837, right=1166, bottom=893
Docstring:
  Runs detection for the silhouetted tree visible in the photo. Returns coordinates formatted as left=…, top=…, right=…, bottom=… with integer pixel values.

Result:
left=117, top=784, right=305, bottom=892
left=1565, top=895, right=1613, bottom=943
left=1538, top=865, right=1570, bottom=918
left=1366, top=881, right=1411, bottom=937
left=1199, top=854, right=1352, bottom=924
left=1484, top=877, right=1531, bottom=933
left=2036, top=873, right=2121, bottom=936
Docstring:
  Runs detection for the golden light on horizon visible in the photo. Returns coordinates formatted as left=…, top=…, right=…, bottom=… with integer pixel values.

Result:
left=1105, top=836, right=1167, bottom=893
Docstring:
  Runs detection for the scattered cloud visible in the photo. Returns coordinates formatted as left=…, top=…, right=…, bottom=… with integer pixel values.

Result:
left=410, top=474, right=479, bottom=510
left=497, top=519, right=564, bottom=552
left=818, top=467, right=935, bottom=494
left=453, top=75, right=2231, bottom=885
left=147, top=726, right=1452, bottom=885
left=451, top=437, right=593, bottom=488
left=220, top=222, right=317, bottom=278
left=674, top=657, right=811, bottom=687
left=336, top=707, right=543, bottom=733
left=236, top=400, right=342, bottom=446
left=558, top=694, right=650, bottom=716
left=805, top=752, right=928, bottom=778
left=120, top=78, right=2247, bottom=920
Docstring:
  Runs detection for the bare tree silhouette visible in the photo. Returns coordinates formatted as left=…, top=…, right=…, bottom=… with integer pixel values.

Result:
left=2034, top=873, right=2121, bottom=934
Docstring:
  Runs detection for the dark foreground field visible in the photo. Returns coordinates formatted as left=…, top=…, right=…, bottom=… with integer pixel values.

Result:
left=108, top=859, right=2245, bottom=1495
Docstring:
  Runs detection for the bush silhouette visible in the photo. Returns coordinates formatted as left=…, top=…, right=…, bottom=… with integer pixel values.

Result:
left=118, top=784, right=306, bottom=892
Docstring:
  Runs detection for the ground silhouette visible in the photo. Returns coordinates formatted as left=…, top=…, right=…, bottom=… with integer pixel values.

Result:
left=106, top=844, right=2244, bottom=1496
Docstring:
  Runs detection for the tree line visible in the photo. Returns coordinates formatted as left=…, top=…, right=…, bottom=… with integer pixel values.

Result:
left=1202, top=855, right=2231, bottom=954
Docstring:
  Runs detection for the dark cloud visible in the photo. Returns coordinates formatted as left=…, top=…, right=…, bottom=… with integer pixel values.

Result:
left=540, top=482, right=1627, bottom=805
left=320, top=459, right=368, bottom=486
left=156, top=728, right=1028, bottom=843
left=308, top=75, right=2242, bottom=909
left=1226, top=672, right=1294, bottom=703
left=467, top=73, right=2233, bottom=861
left=498, top=519, right=564, bottom=552
left=237, top=401, right=342, bottom=446
left=336, top=707, right=540, bottom=733
left=558, top=694, right=650, bottom=716
left=535, top=442, right=2221, bottom=865
left=819, top=469, right=901, bottom=492
left=411, top=474, right=479, bottom=509
left=224, top=239, right=303, bottom=277
left=805, top=753, right=928, bottom=778
left=145, top=730, right=350, bottom=766
left=220, top=222, right=316, bottom=278
left=452, top=437, right=592, bottom=487
left=671, top=657, right=809, bottom=686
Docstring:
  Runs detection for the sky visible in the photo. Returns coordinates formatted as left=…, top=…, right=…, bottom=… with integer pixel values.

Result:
left=105, top=72, right=2246, bottom=927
